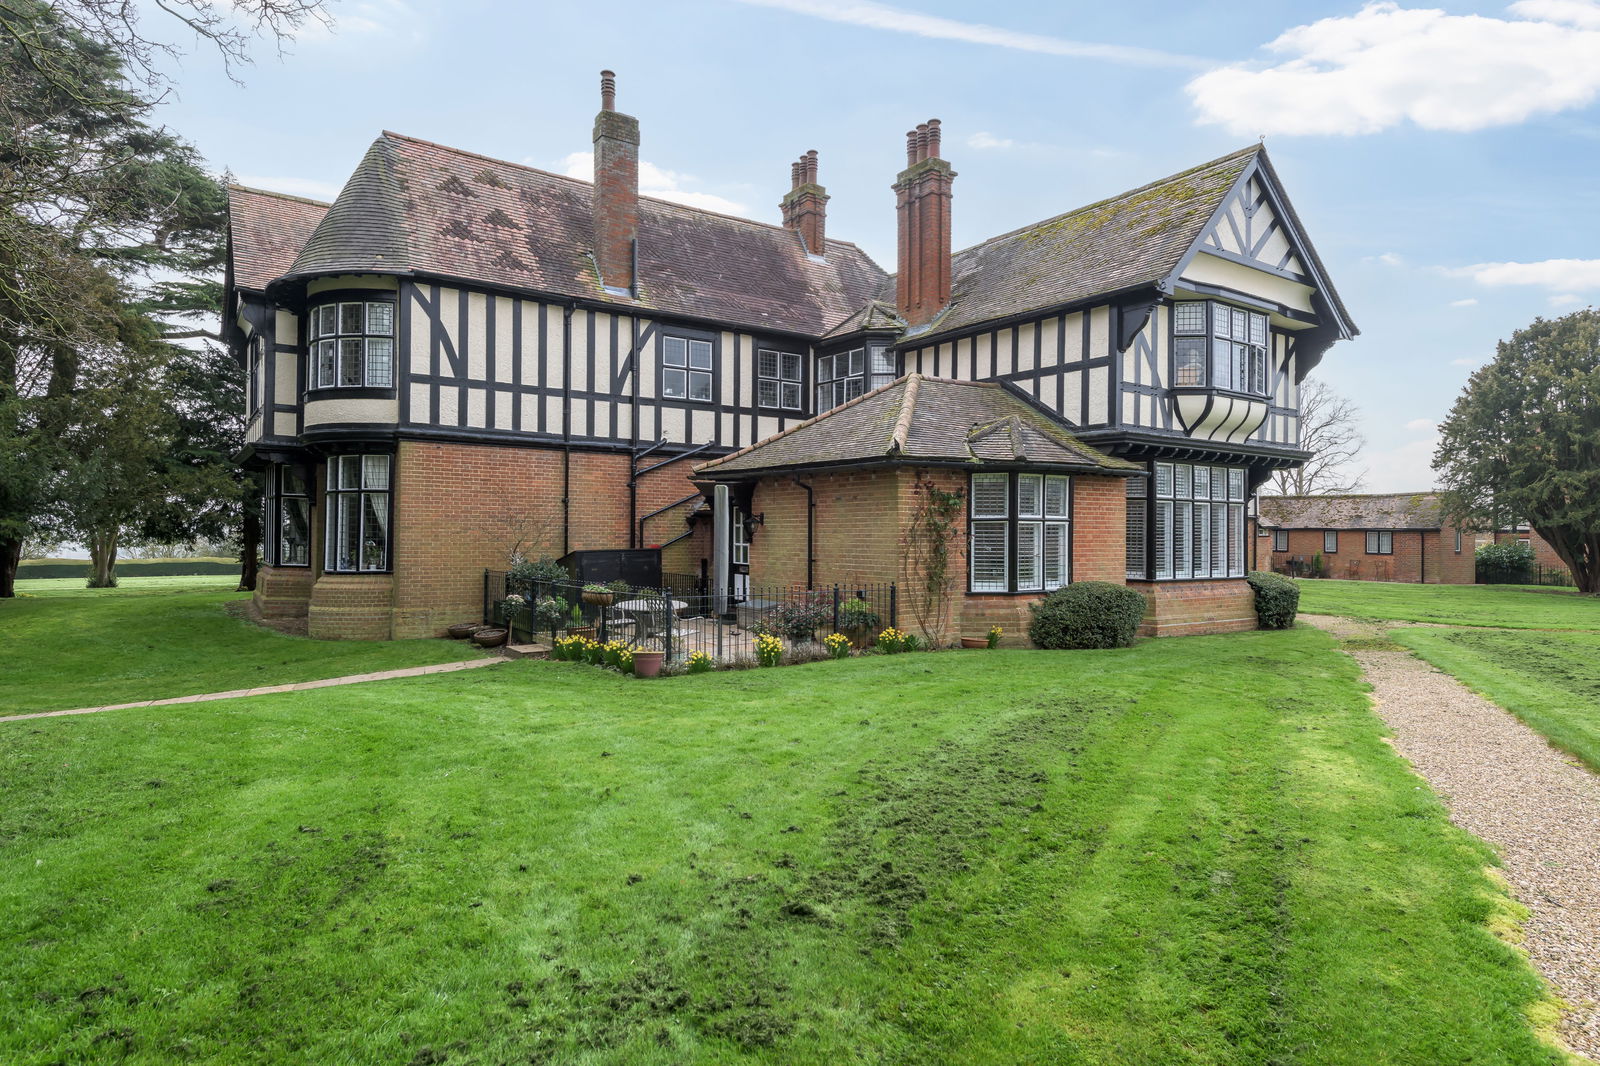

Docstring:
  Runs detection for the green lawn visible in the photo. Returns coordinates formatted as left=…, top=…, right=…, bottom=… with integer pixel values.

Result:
left=1397, top=628, right=1600, bottom=773
left=0, top=584, right=481, bottom=714
left=1295, top=579, right=1599, bottom=630
left=0, top=625, right=1569, bottom=1064
left=11, top=574, right=240, bottom=597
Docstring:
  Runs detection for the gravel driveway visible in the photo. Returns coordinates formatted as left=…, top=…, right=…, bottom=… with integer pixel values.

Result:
left=1306, top=614, right=1600, bottom=1061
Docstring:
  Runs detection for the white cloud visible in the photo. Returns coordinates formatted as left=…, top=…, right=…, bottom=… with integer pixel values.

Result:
left=731, top=0, right=1203, bottom=68
left=235, top=175, right=344, bottom=201
left=556, top=152, right=751, bottom=217
left=1364, top=435, right=1440, bottom=492
left=1451, top=258, right=1600, bottom=290
left=1449, top=297, right=1479, bottom=307
left=1363, top=251, right=1404, bottom=266
left=1508, top=0, right=1600, bottom=29
left=1549, top=292, right=1586, bottom=307
left=291, top=0, right=416, bottom=41
left=1405, top=417, right=1435, bottom=431
left=1187, top=1, right=1600, bottom=136
left=968, top=131, right=1015, bottom=150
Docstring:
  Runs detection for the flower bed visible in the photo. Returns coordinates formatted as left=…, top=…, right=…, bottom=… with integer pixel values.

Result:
left=541, top=626, right=935, bottom=677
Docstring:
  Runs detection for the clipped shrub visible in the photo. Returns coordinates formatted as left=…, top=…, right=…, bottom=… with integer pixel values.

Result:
left=1028, top=581, right=1147, bottom=650
left=1246, top=570, right=1300, bottom=630
left=1475, top=539, right=1536, bottom=571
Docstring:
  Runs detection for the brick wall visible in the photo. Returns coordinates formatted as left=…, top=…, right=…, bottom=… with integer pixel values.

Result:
left=1264, top=526, right=1474, bottom=584
left=1132, top=579, right=1257, bottom=637
left=743, top=466, right=1135, bottom=647
left=305, top=438, right=708, bottom=640
left=254, top=564, right=316, bottom=619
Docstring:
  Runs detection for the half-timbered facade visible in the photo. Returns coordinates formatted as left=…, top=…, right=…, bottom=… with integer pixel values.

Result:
left=227, top=72, right=1354, bottom=641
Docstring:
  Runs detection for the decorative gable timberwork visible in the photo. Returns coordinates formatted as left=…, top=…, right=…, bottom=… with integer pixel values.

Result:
left=1199, top=175, right=1305, bottom=278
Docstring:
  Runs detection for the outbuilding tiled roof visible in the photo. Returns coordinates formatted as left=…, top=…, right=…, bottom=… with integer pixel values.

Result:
left=908, top=146, right=1259, bottom=340
left=1257, top=493, right=1445, bottom=531
left=695, top=374, right=1138, bottom=478
left=275, top=132, right=889, bottom=337
left=226, top=185, right=330, bottom=292
left=821, top=299, right=904, bottom=339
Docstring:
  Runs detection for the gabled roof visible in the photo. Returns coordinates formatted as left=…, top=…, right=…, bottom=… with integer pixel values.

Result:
left=695, top=374, right=1137, bottom=479
left=910, top=146, right=1258, bottom=340
left=226, top=185, right=330, bottom=293
left=273, top=132, right=889, bottom=337
left=904, top=144, right=1355, bottom=344
left=1258, top=493, right=1445, bottom=531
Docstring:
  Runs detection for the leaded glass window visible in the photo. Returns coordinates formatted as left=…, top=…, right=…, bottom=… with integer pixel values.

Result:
left=308, top=298, right=394, bottom=389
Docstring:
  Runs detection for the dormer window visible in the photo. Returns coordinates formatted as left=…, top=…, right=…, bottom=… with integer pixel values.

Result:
left=756, top=348, right=803, bottom=411
left=308, top=297, right=394, bottom=389
left=1172, top=300, right=1269, bottom=396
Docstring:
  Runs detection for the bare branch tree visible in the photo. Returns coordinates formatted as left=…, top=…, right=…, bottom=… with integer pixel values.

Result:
left=1270, top=377, right=1366, bottom=496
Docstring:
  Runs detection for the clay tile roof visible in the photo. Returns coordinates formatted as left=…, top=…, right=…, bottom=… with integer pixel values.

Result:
left=1257, top=493, right=1445, bottom=531
left=226, top=185, right=330, bottom=292
left=695, top=374, right=1138, bottom=479
left=821, top=299, right=905, bottom=339
left=906, top=145, right=1260, bottom=341
left=274, top=132, right=889, bottom=337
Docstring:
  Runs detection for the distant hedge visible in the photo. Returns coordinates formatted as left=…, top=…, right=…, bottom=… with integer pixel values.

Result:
left=18, top=557, right=238, bottom=579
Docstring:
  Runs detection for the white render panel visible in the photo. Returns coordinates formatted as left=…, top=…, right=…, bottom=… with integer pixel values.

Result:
left=467, top=387, right=487, bottom=427
left=1063, top=311, right=1085, bottom=362
left=304, top=396, right=399, bottom=427
left=408, top=291, right=430, bottom=375
left=410, top=384, right=429, bottom=418
left=437, top=387, right=458, bottom=427
left=493, top=297, right=514, bottom=383
left=1181, top=253, right=1315, bottom=314
left=307, top=274, right=398, bottom=296
left=273, top=412, right=296, bottom=437
left=466, top=292, right=487, bottom=379
left=1088, top=306, right=1109, bottom=361
left=1088, top=365, right=1109, bottom=424
left=520, top=395, right=539, bottom=432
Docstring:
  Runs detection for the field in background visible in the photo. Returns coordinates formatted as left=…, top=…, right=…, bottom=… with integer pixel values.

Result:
left=1295, top=578, right=1597, bottom=630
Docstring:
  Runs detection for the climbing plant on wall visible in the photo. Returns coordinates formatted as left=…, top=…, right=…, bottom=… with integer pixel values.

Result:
left=899, top=475, right=965, bottom=645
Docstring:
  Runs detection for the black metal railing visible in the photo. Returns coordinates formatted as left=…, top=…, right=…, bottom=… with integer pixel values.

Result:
left=483, top=571, right=896, bottom=663
left=1476, top=561, right=1574, bottom=587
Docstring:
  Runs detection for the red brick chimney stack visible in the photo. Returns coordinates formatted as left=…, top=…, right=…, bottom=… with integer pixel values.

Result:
left=780, top=149, right=829, bottom=257
left=894, top=117, right=955, bottom=327
left=592, top=69, right=639, bottom=293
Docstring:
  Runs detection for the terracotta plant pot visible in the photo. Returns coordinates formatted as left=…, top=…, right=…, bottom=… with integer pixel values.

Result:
left=632, top=650, right=665, bottom=678
left=960, top=636, right=988, bottom=649
left=447, top=621, right=484, bottom=639
left=568, top=625, right=596, bottom=641
left=473, top=627, right=508, bottom=648
left=582, top=591, right=615, bottom=607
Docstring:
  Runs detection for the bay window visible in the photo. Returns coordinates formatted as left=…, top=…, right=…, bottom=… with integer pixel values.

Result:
left=970, top=472, right=1070, bottom=593
left=1128, top=461, right=1246, bottom=580
left=308, top=298, right=394, bottom=389
left=1172, top=300, right=1269, bottom=396
left=325, top=454, right=391, bottom=572
left=264, top=463, right=310, bottom=567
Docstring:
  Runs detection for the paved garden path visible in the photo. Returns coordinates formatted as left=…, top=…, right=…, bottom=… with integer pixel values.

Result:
left=0, top=658, right=506, bottom=725
left=1306, top=613, right=1600, bottom=1061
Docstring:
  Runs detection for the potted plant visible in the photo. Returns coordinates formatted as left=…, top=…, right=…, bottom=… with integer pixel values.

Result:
left=582, top=582, right=615, bottom=607
left=447, top=621, right=484, bottom=639
left=632, top=649, right=665, bottom=678
left=533, top=595, right=569, bottom=642
left=960, top=635, right=988, bottom=648
left=473, top=626, right=508, bottom=648
left=566, top=602, right=595, bottom=640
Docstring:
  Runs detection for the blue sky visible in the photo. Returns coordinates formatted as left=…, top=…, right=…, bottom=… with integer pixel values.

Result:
left=156, top=0, right=1600, bottom=492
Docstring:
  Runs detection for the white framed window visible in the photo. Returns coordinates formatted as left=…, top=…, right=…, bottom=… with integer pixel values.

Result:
left=662, top=335, right=713, bottom=402
left=756, top=348, right=803, bottom=411
left=325, top=454, right=391, bottom=572
left=1324, top=530, right=1338, bottom=553
left=308, top=299, right=394, bottom=389
left=1273, top=529, right=1288, bottom=552
left=969, top=472, right=1070, bottom=593
left=1365, top=530, right=1393, bottom=555
left=1454, top=529, right=1462, bottom=553
left=1141, top=460, right=1248, bottom=580
left=1172, top=300, right=1269, bottom=396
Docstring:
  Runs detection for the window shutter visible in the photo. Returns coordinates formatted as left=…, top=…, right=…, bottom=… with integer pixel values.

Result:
left=1211, top=503, right=1227, bottom=576
left=1017, top=474, right=1043, bottom=518
left=1016, top=522, right=1042, bottom=590
left=971, top=473, right=1009, bottom=518
left=1125, top=497, right=1146, bottom=579
left=1229, top=505, right=1245, bottom=577
left=1173, top=503, right=1190, bottom=579
left=1155, top=501, right=1173, bottom=579
left=1044, top=476, right=1069, bottom=518
left=1043, top=523, right=1068, bottom=590
left=970, top=521, right=1009, bottom=592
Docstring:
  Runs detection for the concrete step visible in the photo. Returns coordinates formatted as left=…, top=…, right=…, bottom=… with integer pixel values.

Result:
left=503, top=643, right=551, bottom=660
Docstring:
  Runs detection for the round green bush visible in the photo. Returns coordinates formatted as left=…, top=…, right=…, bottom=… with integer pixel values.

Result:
left=1246, top=570, right=1300, bottom=629
left=1028, top=581, right=1148, bottom=650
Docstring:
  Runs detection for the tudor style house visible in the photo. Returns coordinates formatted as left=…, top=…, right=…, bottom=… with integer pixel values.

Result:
left=226, top=72, right=1355, bottom=642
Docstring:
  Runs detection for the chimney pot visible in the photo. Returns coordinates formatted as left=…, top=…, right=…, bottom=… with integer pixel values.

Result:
left=600, top=69, right=616, bottom=111
left=915, top=123, right=930, bottom=162
left=906, top=130, right=919, bottom=166
left=780, top=149, right=828, bottom=256
left=926, top=119, right=941, bottom=159
left=804, top=149, right=818, bottom=185
left=894, top=121, right=955, bottom=327
left=592, top=70, right=639, bottom=292
left=791, top=160, right=801, bottom=190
